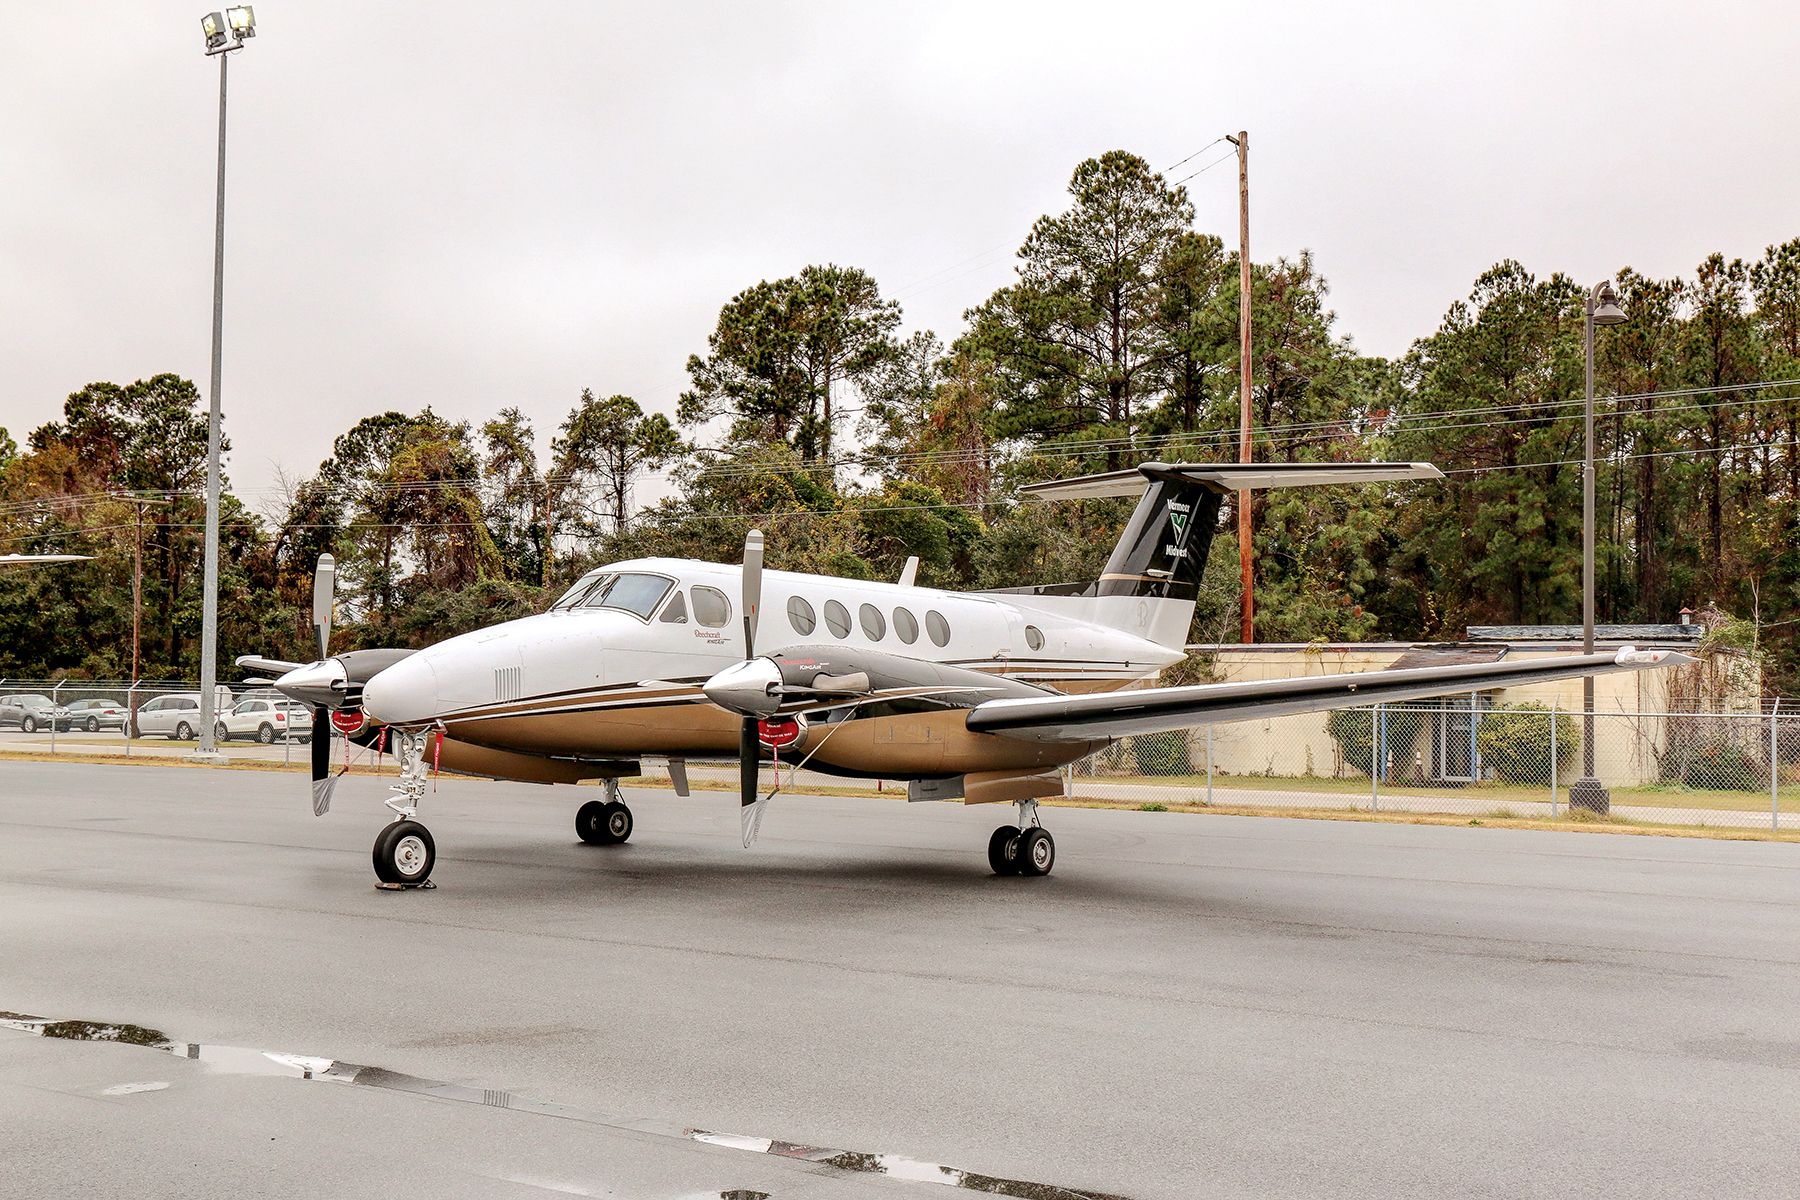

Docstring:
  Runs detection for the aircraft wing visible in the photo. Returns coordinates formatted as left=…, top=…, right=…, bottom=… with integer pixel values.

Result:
left=964, top=647, right=1692, bottom=743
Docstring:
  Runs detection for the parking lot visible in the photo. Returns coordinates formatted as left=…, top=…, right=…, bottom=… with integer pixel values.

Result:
left=4, top=760, right=1799, bottom=1198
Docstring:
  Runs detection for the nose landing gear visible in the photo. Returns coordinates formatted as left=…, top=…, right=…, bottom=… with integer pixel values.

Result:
left=373, top=728, right=437, bottom=889
left=987, top=799, right=1055, bottom=877
left=576, top=780, right=634, bottom=846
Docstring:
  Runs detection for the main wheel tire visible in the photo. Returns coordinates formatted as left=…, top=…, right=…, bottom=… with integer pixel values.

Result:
left=987, top=825, right=1022, bottom=875
left=576, top=799, right=633, bottom=845
left=174, top=721, right=193, bottom=742
left=576, top=800, right=612, bottom=845
left=257, top=723, right=275, bottom=745
left=215, top=723, right=230, bottom=743
left=1016, top=827, right=1055, bottom=877
left=602, top=800, right=633, bottom=844
left=373, top=820, right=435, bottom=885
left=21, top=716, right=35, bottom=734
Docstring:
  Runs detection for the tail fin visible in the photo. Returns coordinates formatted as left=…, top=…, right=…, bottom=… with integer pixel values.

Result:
left=997, top=461, right=1442, bottom=649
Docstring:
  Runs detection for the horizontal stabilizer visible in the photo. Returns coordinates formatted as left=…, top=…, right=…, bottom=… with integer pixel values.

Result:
left=965, top=647, right=1691, bottom=743
left=1018, top=461, right=1443, bottom=501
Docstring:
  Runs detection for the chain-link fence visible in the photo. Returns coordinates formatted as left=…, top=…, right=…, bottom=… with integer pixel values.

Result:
left=0, top=679, right=314, bottom=763
left=1071, top=701, right=1800, bottom=832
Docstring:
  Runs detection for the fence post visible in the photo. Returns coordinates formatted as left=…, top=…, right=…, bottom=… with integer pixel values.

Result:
left=1773, top=698, right=1782, bottom=834
left=126, top=679, right=139, bottom=758
left=1205, top=725, right=1213, bottom=806
left=1372, top=703, right=1382, bottom=813
left=1550, top=699, right=1559, bottom=819
left=51, top=678, right=64, bottom=754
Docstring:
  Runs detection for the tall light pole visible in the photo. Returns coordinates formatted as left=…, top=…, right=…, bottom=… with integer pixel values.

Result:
left=1226, top=131, right=1253, bottom=643
left=1570, top=279, right=1627, bottom=814
left=193, top=7, right=256, bottom=763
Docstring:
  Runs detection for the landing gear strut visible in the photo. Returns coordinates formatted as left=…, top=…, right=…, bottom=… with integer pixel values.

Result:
left=988, top=799, right=1055, bottom=877
left=576, top=780, right=634, bottom=846
left=373, top=727, right=437, bottom=888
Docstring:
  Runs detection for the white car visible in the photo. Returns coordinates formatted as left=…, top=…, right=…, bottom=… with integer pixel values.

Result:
left=215, top=697, right=313, bottom=744
left=132, top=694, right=205, bottom=740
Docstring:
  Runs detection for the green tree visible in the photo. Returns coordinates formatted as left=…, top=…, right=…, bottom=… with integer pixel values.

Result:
left=967, top=151, right=1195, bottom=469
left=680, top=265, right=899, bottom=464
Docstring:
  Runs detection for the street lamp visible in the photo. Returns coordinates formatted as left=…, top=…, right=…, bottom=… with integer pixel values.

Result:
left=191, top=5, right=257, bottom=764
left=1570, top=279, right=1627, bottom=814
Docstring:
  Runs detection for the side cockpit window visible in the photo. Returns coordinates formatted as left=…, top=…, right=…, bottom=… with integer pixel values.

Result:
left=659, top=590, right=689, bottom=623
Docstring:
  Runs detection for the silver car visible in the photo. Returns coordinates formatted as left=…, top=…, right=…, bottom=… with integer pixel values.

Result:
left=63, top=699, right=128, bottom=732
left=0, top=694, right=70, bottom=733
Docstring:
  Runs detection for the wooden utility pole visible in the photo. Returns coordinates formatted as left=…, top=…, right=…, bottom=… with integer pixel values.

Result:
left=1229, top=130, right=1254, bottom=643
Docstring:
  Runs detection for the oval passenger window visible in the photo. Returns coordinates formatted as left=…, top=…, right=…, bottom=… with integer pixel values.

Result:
left=788, top=595, right=816, bottom=636
left=824, top=599, right=852, bottom=639
left=926, top=610, right=951, bottom=647
left=691, top=586, right=732, bottom=628
left=1025, top=625, right=1044, bottom=651
left=859, top=604, right=886, bottom=640
left=893, top=607, right=918, bottom=644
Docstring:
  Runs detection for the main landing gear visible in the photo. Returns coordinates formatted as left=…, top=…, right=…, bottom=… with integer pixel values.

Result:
left=988, top=799, right=1055, bottom=877
left=576, top=780, right=634, bottom=846
left=373, top=728, right=437, bottom=888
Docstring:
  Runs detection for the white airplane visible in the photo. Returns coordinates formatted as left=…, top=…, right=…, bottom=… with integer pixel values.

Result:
left=240, top=462, right=1690, bottom=888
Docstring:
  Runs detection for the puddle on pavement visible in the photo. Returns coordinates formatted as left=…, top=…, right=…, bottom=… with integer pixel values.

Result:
left=2, top=1009, right=1131, bottom=1199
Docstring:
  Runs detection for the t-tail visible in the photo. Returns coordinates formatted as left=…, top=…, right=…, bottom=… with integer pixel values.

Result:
left=989, top=460, right=1443, bottom=649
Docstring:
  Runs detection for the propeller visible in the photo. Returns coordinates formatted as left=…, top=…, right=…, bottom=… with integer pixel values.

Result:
left=738, top=530, right=766, bottom=847
left=310, top=554, right=337, bottom=816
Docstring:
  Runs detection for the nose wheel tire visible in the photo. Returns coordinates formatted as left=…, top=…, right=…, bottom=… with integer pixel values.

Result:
left=373, top=820, right=436, bottom=886
left=987, top=826, right=1022, bottom=875
left=576, top=799, right=633, bottom=845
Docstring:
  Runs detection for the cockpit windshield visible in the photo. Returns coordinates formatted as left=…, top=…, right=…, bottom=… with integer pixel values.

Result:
left=580, top=573, right=675, bottom=620
left=550, top=574, right=606, bottom=611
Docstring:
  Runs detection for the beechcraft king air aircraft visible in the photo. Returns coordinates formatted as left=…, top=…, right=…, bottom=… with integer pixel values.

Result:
left=239, top=462, right=1690, bottom=888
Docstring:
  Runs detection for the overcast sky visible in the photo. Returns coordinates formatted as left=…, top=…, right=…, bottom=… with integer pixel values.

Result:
left=3, top=2, right=1796, bottom=505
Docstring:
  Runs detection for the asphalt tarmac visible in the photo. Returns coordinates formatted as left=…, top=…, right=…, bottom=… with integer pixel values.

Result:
left=2, top=761, right=1798, bottom=1199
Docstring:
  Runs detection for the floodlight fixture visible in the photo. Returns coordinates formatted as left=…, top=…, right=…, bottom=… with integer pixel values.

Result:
left=201, top=11, right=228, bottom=49
left=227, top=6, right=255, bottom=37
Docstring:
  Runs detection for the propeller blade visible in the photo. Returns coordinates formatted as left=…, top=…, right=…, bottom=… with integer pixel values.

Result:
left=741, top=529, right=762, bottom=661
left=312, top=553, right=336, bottom=661
left=738, top=529, right=767, bottom=846
left=740, top=718, right=764, bottom=846
left=311, top=705, right=336, bottom=816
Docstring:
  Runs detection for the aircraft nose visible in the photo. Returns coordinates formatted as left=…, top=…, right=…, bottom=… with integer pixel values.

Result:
left=362, top=653, right=440, bottom=727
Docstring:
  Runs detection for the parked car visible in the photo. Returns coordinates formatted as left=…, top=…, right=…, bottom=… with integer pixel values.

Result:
left=215, top=697, right=313, bottom=744
left=0, top=694, right=70, bottom=733
left=63, top=698, right=127, bottom=732
left=132, top=694, right=205, bottom=740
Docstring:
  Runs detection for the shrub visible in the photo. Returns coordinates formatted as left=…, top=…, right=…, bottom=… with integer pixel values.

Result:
left=1476, top=703, right=1579, bottom=785
left=1130, top=732, right=1191, bottom=776
left=1327, top=708, right=1374, bottom=777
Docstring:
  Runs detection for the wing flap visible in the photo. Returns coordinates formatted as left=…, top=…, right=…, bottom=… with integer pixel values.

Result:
left=964, top=648, right=1691, bottom=743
